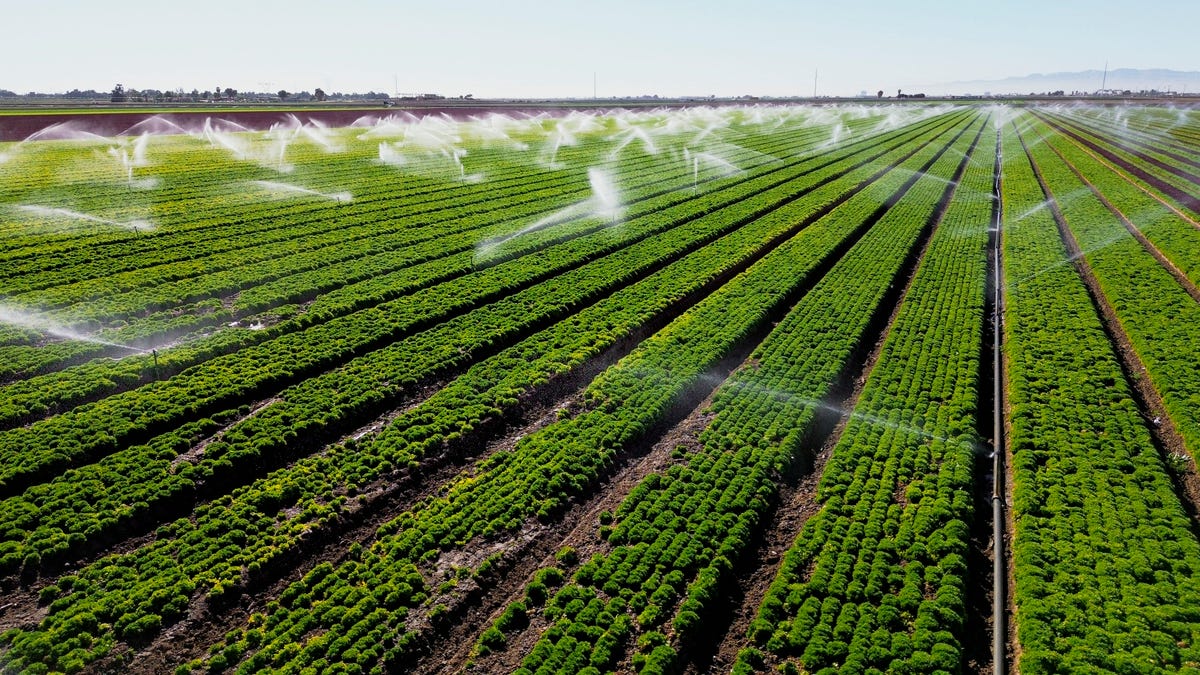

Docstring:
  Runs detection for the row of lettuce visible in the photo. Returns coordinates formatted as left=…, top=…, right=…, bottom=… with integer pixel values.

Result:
left=1029, top=111, right=1200, bottom=289
left=0, top=125, right=767, bottom=376
left=0, top=112, right=905, bottom=390
left=1039, top=109, right=1200, bottom=221
left=3, top=130, right=699, bottom=307
left=729, top=120, right=994, bottom=675
left=178, top=112, right=980, bottom=675
left=1021, top=116, right=1200, bottom=488
left=0, top=114, right=907, bottom=485
left=0, top=111, right=894, bottom=391
left=0, top=119, right=616, bottom=265
left=2, top=110, right=903, bottom=339
left=998, top=115, right=1200, bottom=673
left=1052, top=108, right=1200, bottom=189
left=0, top=113, right=972, bottom=673
left=0, top=122, right=804, bottom=409
left=0, top=112, right=964, bottom=580
left=489, top=116, right=986, bottom=675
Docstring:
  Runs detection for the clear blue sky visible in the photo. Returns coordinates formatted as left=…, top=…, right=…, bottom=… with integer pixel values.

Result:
left=4, top=0, right=1197, bottom=97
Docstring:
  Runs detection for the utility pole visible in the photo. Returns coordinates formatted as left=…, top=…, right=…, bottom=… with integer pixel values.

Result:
left=1100, top=60, right=1108, bottom=93
left=593, top=72, right=597, bottom=99
left=813, top=68, right=818, bottom=98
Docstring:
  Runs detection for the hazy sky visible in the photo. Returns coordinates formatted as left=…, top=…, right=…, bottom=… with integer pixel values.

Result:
left=4, top=0, right=1197, bottom=97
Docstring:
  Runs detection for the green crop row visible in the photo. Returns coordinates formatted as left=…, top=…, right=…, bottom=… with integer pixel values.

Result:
left=0, top=126, right=762, bottom=383
left=0, top=112, right=971, bottom=675
left=1021, top=118, right=1200, bottom=474
left=1065, top=107, right=1200, bottom=148
left=2, top=129, right=703, bottom=306
left=737, top=121, right=994, bottom=675
left=0, top=108, right=877, bottom=275
left=0, top=112, right=965, bottom=496
left=0, top=113, right=969, bottom=584
left=1036, top=110, right=1200, bottom=220
left=0, top=108, right=893, bottom=364
left=507, top=116, right=985, bottom=675
left=0, top=112, right=915, bottom=391
left=1049, top=108, right=1200, bottom=182
left=179, top=111, right=976, bottom=675
left=0, top=123, right=597, bottom=265
left=1030, top=117, right=1200, bottom=288
left=1003, top=115, right=1200, bottom=673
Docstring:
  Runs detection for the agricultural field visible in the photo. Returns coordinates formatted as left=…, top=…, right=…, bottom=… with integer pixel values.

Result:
left=0, top=101, right=1197, bottom=675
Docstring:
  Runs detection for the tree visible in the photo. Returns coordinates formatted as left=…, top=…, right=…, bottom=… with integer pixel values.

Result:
left=277, top=90, right=289, bottom=101
left=314, top=88, right=327, bottom=102
left=877, top=90, right=884, bottom=99
left=223, top=87, right=237, bottom=100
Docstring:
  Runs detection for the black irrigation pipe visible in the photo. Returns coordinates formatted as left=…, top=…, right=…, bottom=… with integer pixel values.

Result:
left=991, top=123, right=1007, bottom=675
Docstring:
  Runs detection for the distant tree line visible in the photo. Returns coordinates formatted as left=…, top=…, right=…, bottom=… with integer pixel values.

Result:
left=0, top=86, right=392, bottom=103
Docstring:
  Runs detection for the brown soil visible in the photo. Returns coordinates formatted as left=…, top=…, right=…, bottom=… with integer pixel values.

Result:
left=692, top=413, right=844, bottom=674
left=105, top=376, right=579, bottom=675
left=171, top=396, right=281, bottom=466
left=415, top=382, right=719, bottom=675
left=0, top=586, right=48, bottom=637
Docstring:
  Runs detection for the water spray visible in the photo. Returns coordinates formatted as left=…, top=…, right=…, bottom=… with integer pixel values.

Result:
left=474, top=166, right=623, bottom=259
left=0, top=303, right=153, bottom=354
left=251, top=180, right=352, bottom=204
left=14, top=204, right=153, bottom=232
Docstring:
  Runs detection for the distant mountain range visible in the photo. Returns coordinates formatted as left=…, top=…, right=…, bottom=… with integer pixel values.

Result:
left=916, top=68, right=1200, bottom=96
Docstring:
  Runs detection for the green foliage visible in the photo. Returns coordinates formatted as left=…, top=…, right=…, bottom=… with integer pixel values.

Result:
left=999, top=115, right=1200, bottom=672
left=744, top=112, right=996, bottom=673
left=511, top=110, right=986, bottom=674
left=14, top=104, right=1196, bottom=675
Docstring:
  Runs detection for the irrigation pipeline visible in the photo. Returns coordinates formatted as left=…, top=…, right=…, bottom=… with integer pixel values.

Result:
left=990, top=124, right=1007, bottom=675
